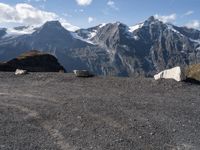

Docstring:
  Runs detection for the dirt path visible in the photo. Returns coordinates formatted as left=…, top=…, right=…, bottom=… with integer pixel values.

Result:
left=0, top=101, right=76, bottom=150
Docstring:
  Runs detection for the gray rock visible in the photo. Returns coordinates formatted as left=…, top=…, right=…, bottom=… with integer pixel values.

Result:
left=73, top=70, right=93, bottom=77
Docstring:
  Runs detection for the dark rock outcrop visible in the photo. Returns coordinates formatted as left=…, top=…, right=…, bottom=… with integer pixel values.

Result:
left=0, top=50, right=65, bottom=72
left=0, top=28, right=6, bottom=38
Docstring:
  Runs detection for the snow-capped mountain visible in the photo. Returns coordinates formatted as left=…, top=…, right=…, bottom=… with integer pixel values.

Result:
left=0, top=16, right=200, bottom=76
left=75, top=23, right=106, bottom=43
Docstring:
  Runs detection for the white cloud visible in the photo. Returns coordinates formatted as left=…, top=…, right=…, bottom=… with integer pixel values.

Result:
left=0, top=3, right=56, bottom=24
left=74, top=9, right=84, bottom=13
left=183, top=10, right=194, bottom=16
left=107, top=0, right=118, bottom=10
left=186, top=20, right=200, bottom=29
left=75, top=0, right=92, bottom=6
left=154, top=13, right=176, bottom=23
left=88, top=17, right=94, bottom=23
left=0, top=2, right=78, bottom=31
left=62, top=13, right=72, bottom=18
left=59, top=18, right=79, bottom=31
left=26, top=0, right=47, bottom=2
left=35, top=0, right=47, bottom=2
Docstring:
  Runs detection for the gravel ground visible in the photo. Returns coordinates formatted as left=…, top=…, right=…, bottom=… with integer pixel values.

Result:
left=0, top=72, right=200, bottom=150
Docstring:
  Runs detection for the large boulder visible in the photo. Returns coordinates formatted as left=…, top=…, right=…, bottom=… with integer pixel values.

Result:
left=154, top=66, right=186, bottom=82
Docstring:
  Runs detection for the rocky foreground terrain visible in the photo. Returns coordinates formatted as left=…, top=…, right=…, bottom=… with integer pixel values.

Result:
left=0, top=73, right=200, bottom=150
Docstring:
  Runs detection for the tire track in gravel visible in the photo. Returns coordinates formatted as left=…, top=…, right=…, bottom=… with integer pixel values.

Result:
left=0, top=102, right=76, bottom=150
left=0, top=92, right=58, bottom=104
left=90, top=113, right=128, bottom=131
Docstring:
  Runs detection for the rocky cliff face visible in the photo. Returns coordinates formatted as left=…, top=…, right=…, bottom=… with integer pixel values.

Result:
left=0, top=50, right=65, bottom=72
left=76, top=16, right=200, bottom=76
left=0, top=28, right=6, bottom=38
left=0, top=17, right=200, bottom=76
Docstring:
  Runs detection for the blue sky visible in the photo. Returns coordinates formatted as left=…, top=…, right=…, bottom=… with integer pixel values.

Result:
left=0, top=0, right=200, bottom=30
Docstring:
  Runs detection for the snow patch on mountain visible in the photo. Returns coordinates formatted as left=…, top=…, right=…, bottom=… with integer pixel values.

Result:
left=70, top=32, right=94, bottom=45
left=191, top=39, right=200, bottom=44
left=99, top=23, right=106, bottom=28
left=88, top=24, right=107, bottom=39
left=133, top=36, right=139, bottom=40
left=166, top=24, right=184, bottom=37
left=190, top=38, right=200, bottom=51
left=124, top=25, right=140, bottom=40
left=129, top=23, right=144, bottom=32
left=88, top=30, right=98, bottom=39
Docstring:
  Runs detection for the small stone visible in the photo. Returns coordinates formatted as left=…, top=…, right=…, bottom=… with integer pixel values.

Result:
left=172, top=129, right=176, bottom=132
left=77, top=116, right=82, bottom=119
left=150, top=132, right=155, bottom=136
left=72, top=127, right=79, bottom=132
left=15, top=69, right=27, bottom=75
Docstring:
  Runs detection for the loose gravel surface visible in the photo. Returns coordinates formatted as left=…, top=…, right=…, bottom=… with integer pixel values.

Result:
left=0, top=72, right=200, bottom=150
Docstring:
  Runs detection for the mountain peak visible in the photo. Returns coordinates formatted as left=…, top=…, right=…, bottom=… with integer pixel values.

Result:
left=34, top=20, right=69, bottom=35
left=143, top=16, right=162, bottom=26
left=147, top=16, right=156, bottom=22
left=42, top=20, right=63, bottom=28
left=114, top=21, right=127, bottom=27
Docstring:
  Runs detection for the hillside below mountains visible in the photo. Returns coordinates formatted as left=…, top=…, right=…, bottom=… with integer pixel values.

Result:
left=0, top=16, right=200, bottom=76
left=0, top=50, right=65, bottom=72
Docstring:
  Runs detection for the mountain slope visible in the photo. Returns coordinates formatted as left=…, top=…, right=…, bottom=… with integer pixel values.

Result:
left=0, top=28, right=6, bottom=38
left=0, top=21, right=94, bottom=69
left=77, top=16, right=200, bottom=76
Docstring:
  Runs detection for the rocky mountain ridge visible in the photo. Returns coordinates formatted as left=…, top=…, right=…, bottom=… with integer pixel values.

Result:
left=0, top=16, right=200, bottom=76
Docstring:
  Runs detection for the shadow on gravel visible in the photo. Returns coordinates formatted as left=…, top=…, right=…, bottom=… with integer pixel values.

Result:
left=184, top=78, right=200, bottom=85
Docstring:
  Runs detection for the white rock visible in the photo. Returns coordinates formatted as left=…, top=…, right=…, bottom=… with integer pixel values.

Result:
left=73, top=70, right=92, bottom=77
left=15, top=69, right=27, bottom=75
left=154, top=66, right=185, bottom=82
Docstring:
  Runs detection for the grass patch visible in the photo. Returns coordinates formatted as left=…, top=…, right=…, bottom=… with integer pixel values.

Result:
left=17, top=50, right=47, bottom=60
left=186, top=64, right=200, bottom=81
